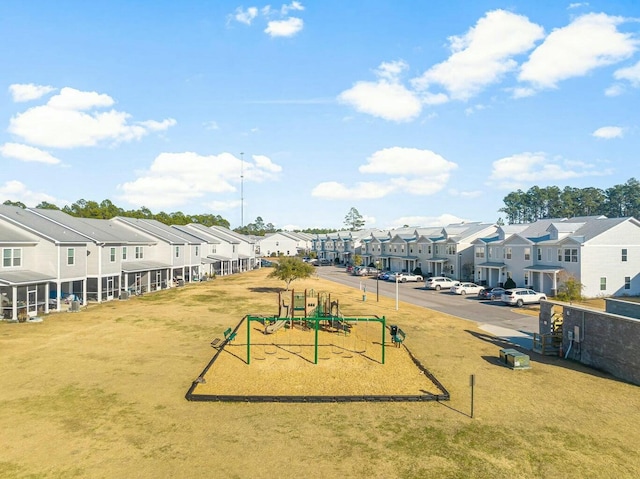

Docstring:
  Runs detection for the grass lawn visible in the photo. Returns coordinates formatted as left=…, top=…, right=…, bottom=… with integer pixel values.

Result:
left=1, top=268, right=639, bottom=478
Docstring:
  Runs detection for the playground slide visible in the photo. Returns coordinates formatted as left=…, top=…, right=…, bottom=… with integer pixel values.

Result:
left=265, top=319, right=287, bottom=334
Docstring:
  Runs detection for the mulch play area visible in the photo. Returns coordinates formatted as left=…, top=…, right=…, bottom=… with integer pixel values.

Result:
left=187, top=315, right=450, bottom=402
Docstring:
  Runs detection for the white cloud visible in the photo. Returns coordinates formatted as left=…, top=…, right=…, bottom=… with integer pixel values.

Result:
left=568, top=3, right=589, bottom=9
left=0, top=143, right=61, bottom=164
left=605, top=83, right=625, bottom=96
left=203, top=120, right=219, bottom=130
left=234, top=6, right=258, bottom=25
left=138, top=118, right=177, bottom=131
left=281, top=1, right=304, bottom=15
left=592, top=126, right=624, bottom=139
left=312, top=147, right=457, bottom=200
left=412, top=10, right=545, bottom=101
left=8, top=87, right=176, bottom=148
left=389, top=214, right=468, bottom=228
left=47, top=87, right=114, bottom=110
left=338, top=80, right=421, bottom=122
left=9, top=83, right=56, bottom=102
left=519, top=13, right=638, bottom=90
left=311, top=181, right=396, bottom=200
left=359, top=147, right=457, bottom=176
left=206, top=199, right=241, bottom=211
left=488, top=152, right=611, bottom=189
left=253, top=154, right=282, bottom=173
left=338, top=61, right=422, bottom=121
left=614, top=60, right=640, bottom=87
left=118, top=151, right=282, bottom=208
left=511, top=87, right=536, bottom=98
left=0, top=180, right=59, bottom=206
left=265, top=17, right=304, bottom=37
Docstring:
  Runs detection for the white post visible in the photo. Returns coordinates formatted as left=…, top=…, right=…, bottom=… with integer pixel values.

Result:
left=395, top=276, right=399, bottom=311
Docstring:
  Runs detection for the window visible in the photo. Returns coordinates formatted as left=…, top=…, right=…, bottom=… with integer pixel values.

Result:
left=558, top=249, right=562, bottom=262
left=524, top=272, right=529, bottom=286
left=2, top=248, right=21, bottom=267
left=505, top=247, right=512, bottom=260
left=446, top=244, right=456, bottom=255
left=564, top=248, right=578, bottom=263
left=622, top=249, right=628, bottom=262
left=232, top=245, right=236, bottom=253
left=175, top=246, right=180, bottom=258
left=475, top=247, right=485, bottom=259
left=67, top=248, right=75, bottom=265
left=212, top=245, right=217, bottom=254
left=537, top=248, right=542, bottom=261
left=122, top=247, right=127, bottom=260
left=427, top=245, right=432, bottom=254
left=110, top=247, right=116, bottom=262
left=625, top=276, right=631, bottom=290
left=135, top=246, right=144, bottom=259
left=435, top=245, right=440, bottom=255
left=524, top=247, right=531, bottom=261
left=600, top=277, right=606, bottom=291
left=195, top=246, right=199, bottom=256
left=488, top=247, right=492, bottom=259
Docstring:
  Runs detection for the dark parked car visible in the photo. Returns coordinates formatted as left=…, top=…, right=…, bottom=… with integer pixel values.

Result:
left=478, top=287, right=505, bottom=300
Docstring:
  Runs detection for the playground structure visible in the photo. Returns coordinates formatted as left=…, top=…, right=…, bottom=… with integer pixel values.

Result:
left=186, top=289, right=451, bottom=403
left=250, top=288, right=387, bottom=365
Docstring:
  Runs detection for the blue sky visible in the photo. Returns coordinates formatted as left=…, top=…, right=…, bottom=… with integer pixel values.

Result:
left=1, top=1, right=639, bottom=230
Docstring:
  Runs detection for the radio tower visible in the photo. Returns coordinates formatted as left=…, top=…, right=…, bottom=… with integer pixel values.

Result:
left=240, top=152, right=244, bottom=228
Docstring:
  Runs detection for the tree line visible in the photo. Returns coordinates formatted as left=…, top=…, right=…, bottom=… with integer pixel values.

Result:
left=499, top=178, right=640, bottom=224
left=2, top=199, right=230, bottom=228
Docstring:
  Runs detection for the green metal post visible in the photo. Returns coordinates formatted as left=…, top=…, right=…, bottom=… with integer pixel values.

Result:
left=247, top=315, right=251, bottom=364
left=314, top=317, right=319, bottom=364
left=381, top=316, right=385, bottom=364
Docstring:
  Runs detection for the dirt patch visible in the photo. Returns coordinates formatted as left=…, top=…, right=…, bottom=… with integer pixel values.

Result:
left=193, top=318, right=444, bottom=398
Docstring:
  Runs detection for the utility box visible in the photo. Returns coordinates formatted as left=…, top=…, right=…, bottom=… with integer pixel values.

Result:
left=499, top=348, right=531, bottom=370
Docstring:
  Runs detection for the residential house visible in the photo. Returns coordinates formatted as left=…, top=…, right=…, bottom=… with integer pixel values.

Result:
left=0, top=205, right=90, bottom=318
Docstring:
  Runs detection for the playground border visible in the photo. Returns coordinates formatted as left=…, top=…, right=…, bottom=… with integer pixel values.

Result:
left=185, top=318, right=450, bottom=403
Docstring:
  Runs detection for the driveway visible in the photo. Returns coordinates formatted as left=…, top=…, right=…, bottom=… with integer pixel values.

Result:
left=314, top=266, right=538, bottom=349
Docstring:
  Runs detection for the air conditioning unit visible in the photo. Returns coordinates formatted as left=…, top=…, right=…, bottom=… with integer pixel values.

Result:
left=70, top=300, right=80, bottom=312
left=120, top=291, right=130, bottom=300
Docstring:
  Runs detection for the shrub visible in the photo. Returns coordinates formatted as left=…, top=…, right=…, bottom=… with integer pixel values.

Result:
left=504, top=277, right=517, bottom=289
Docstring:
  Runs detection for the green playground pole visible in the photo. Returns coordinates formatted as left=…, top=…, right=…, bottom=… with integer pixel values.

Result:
left=314, top=317, right=319, bottom=364
left=247, top=315, right=251, bottom=364
left=381, top=316, right=386, bottom=364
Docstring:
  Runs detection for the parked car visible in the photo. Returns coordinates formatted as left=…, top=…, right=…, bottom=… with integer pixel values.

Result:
left=345, top=265, right=354, bottom=273
left=389, top=272, right=424, bottom=283
left=377, top=272, right=391, bottom=281
left=450, top=282, right=484, bottom=295
left=354, top=267, right=370, bottom=276
left=318, top=258, right=332, bottom=265
left=500, top=288, right=547, bottom=307
left=260, top=259, right=274, bottom=267
left=478, top=287, right=506, bottom=300
left=425, top=276, right=458, bottom=290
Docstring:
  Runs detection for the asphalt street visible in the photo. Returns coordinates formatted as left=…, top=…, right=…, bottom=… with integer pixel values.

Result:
left=313, top=266, right=539, bottom=349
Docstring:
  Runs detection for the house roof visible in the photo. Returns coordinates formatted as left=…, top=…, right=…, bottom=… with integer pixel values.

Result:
left=29, top=209, right=156, bottom=244
left=171, top=224, right=221, bottom=244
left=0, top=270, right=56, bottom=286
left=0, top=205, right=89, bottom=244
left=121, top=260, right=171, bottom=273
left=114, top=217, right=201, bottom=245
left=0, top=222, right=38, bottom=244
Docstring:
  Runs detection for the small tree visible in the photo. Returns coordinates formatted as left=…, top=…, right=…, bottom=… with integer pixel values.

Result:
left=556, top=274, right=584, bottom=301
left=268, top=257, right=315, bottom=290
left=353, top=254, right=362, bottom=266
left=344, top=207, right=365, bottom=231
left=504, top=276, right=517, bottom=289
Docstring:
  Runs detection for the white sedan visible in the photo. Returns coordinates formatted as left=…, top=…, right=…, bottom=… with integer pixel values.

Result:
left=450, top=282, right=484, bottom=295
left=389, top=272, right=424, bottom=283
